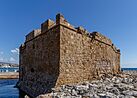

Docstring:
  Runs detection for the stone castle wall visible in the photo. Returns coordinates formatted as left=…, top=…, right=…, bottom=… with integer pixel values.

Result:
left=57, top=24, right=120, bottom=86
left=19, top=23, right=60, bottom=96
left=18, top=13, right=120, bottom=97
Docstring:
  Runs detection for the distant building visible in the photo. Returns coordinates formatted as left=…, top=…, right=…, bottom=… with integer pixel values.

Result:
left=0, top=62, right=18, bottom=68
left=0, top=67, right=19, bottom=72
left=18, top=13, right=121, bottom=97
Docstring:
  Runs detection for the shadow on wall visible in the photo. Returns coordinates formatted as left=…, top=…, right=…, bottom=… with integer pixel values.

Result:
left=18, top=25, right=60, bottom=97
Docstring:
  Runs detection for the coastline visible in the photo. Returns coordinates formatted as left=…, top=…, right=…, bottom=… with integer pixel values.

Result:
left=0, top=72, right=19, bottom=79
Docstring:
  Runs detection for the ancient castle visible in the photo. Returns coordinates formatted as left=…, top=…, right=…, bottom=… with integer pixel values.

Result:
left=18, top=13, right=121, bottom=97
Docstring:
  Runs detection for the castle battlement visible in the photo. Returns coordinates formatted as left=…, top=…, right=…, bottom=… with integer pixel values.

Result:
left=41, top=19, right=55, bottom=33
left=24, top=13, right=120, bottom=54
left=26, top=29, right=41, bottom=42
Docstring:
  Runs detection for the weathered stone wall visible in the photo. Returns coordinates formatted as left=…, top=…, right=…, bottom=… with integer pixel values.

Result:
left=18, top=13, right=120, bottom=97
left=19, top=24, right=60, bottom=97
left=56, top=25, right=120, bottom=86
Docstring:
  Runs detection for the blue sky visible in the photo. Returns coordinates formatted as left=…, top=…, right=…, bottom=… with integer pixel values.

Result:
left=0, top=0, right=137, bottom=68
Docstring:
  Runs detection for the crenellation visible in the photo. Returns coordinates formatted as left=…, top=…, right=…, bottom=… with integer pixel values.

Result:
left=18, top=13, right=121, bottom=97
left=56, top=13, right=64, bottom=24
left=117, top=49, right=120, bottom=53
left=25, top=29, right=41, bottom=42
left=34, top=29, right=41, bottom=37
left=19, top=43, right=26, bottom=52
left=41, top=19, right=55, bottom=33
left=77, top=26, right=89, bottom=35
left=112, top=44, right=117, bottom=52
left=56, top=13, right=74, bottom=29
left=25, top=30, right=34, bottom=42
left=92, top=32, right=112, bottom=45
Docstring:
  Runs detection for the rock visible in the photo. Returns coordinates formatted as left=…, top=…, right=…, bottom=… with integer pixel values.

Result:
left=117, top=94, right=125, bottom=98
left=89, top=83, right=98, bottom=88
left=24, top=95, right=30, bottom=98
left=114, top=83, right=134, bottom=91
left=106, top=92, right=117, bottom=97
left=71, top=89, right=78, bottom=96
left=98, top=93, right=106, bottom=97
left=124, top=95, right=135, bottom=98
left=122, top=78, right=133, bottom=83
left=133, top=83, right=137, bottom=88
left=36, top=94, right=52, bottom=98
left=106, top=84, right=113, bottom=91
left=122, top=90, right=137, bottom=97
left=109, top=87, right=120, bottom=95
left=37, top=73, right=137, bottom=98
left=113, top=77, right=122, bottom=83
left=92, top=94, right=100, bottom=98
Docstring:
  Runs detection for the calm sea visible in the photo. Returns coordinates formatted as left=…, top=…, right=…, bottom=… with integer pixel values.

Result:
left=121, top=68, right=137, bottom=71
left=0, top=79, right=19, bottom=98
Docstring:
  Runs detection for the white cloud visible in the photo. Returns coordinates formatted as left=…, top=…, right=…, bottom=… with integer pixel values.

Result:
left=9, top=57, right=16, bottom=62
left=11, top=48, right=19, bottom=54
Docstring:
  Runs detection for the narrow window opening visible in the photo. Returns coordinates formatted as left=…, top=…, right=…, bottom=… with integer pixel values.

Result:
left=33, top=44, right=35, bottom=49
left=31, top=68, right=34, bottom=72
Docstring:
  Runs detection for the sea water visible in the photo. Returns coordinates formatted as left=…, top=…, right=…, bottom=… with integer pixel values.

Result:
left=0, top=79, right=19, bottom=98
left=121, top=68, right=137, bottom=71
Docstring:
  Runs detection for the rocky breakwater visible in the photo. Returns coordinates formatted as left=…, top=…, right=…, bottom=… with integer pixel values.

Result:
left=37, top=72, right=137, bottom=98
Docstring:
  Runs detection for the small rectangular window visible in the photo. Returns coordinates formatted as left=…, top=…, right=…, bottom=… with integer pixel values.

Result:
left=33, top=44, right=35, bottom=49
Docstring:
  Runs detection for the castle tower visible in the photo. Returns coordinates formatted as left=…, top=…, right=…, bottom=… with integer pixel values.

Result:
left=18, top=13, right=120, bottom=97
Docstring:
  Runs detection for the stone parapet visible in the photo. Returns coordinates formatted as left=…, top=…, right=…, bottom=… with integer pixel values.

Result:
left=56, top=13, right=75, bottom=29
left=26, top=29, right=41, bottom=42
left=41, top=19, right=55, bottom=33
